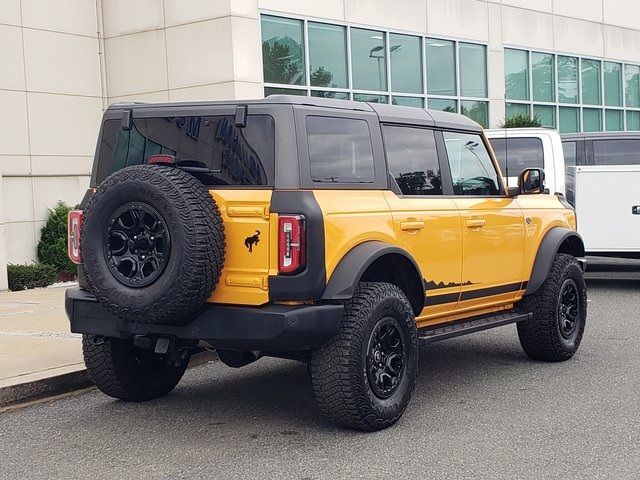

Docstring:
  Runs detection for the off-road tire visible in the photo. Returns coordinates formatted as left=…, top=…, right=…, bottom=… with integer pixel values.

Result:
left=310, top=282, right=418, bottom=431
left=82, top=334, right=188, bottom=401
left=516, top=253, right=587, bottom=361
left=82, top=165, right=225, bottom=325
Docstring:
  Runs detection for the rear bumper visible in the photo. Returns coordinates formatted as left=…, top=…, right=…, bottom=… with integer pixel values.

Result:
left=65, top=288, right=343, bottom=352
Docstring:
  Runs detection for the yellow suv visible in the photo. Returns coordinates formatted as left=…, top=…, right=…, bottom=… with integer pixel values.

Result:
left=66, top=96, right=587, bottom=431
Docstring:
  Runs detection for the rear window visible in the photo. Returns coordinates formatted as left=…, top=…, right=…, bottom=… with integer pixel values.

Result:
left=95, top=115, right=275, bottom=186
left=593, top=139, right=640, bottom=166
left=488, top=137, right=544, bottom=176
left=306, top=116, right=375, bottom=183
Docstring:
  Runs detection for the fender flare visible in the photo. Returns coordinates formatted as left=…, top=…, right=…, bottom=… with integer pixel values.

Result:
left=321, top=241, right=425, bottom=307
left=526, top=227, right=586, bottom=295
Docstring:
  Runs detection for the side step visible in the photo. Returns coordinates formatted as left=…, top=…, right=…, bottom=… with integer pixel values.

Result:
left=418, top=311, right=533, bottom=345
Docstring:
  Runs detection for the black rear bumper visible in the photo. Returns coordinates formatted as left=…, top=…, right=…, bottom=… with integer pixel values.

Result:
left=65, top=288, right=343, bottom=352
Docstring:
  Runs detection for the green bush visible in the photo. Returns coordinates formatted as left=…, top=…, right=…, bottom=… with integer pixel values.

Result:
left=499, top=113, right=542, bottom=128
left=37, top=201, right=76, bottom=276
left=7, top=263, right=57, bottom=291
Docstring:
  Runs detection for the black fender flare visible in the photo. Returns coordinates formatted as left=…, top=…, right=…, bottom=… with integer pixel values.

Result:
left=526, top=227, right=586, bottom=295
left=321, top=241, right=425, bottom=307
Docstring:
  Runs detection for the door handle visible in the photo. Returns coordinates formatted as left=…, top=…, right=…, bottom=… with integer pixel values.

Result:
left=466, top=219, right=486, bottom=228
left=400, top=220, right=425, bottom=231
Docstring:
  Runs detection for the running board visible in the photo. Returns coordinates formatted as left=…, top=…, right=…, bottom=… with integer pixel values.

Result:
left=418, top=311, right=533, bottom=345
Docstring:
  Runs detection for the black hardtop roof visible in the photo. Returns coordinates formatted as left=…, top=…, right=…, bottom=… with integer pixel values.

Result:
left=108, top=95, right=482, bottom=132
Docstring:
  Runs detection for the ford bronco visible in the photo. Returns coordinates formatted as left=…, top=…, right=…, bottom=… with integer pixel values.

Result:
left=66, top=96, right=587, bottom=431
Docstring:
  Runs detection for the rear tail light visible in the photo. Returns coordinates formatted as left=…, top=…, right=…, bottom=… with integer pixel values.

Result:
left=278, top=215, right=306, bottom=275
left=146, top=154, right=175, bottom=165
left=67, top=210, right=84, bottom=264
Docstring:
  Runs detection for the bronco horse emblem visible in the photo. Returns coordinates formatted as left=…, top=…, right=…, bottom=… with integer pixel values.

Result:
left=244, top=230, right=260, bottom=252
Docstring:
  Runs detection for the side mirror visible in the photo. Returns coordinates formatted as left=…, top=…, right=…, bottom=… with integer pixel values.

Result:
left=518, top=168, right=545, bottom=194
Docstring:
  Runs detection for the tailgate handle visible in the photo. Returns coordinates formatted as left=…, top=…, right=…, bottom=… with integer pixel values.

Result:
left=466, top=219, right=486, bottom=228
left=400, top=220, right=425, bottom=231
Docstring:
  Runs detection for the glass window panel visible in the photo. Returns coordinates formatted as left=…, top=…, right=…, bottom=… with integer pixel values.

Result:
left=392, top=96, right=424, bottom=107
left=605, top=110, right=623, bottom=131
left=604, top=62, right=622, bottom=107
left=307, top=116, right=375, bottom=183
left=459, top=43, right=487, bottom=98
left=593, top=139, right=640, bottom=165
left=506, top=102, right=530, bottom=118
left=460, top=100, right=488, bottom=128
left=427, top=98, right=457, bottom=112
left=559, top=107, right=580, bottom=133
left=261, top=16, right=305, bottom=85
left=488, top=138, right=544, bottom=177
left=351, top=28, right=387, bottom=91
left=581, top=59, right=602, bottom=105
left=311, top=90, right=350, bottom=99
left=426, top=38, right=456, bottom=96
left=533, top=105, right=556, bottom=127
left=264, top=87, right=306, bottom=96
left=382, top=126, right=442, bottom=195
left=443, top=131, right=501, bottom=195
left=583, top=108, right=602, bottom=132
left=562, top=141, right=577, bottom=171
left=532, top=52, right=554, bottom=102
left=390, top=33, right=422, bottom=94
left=626, top=110, right=640, bottom=131
left=308, top=22, right=348, bottom=89
left=353, top=93, right=388, bottom=103
left=558, top=56, right=579, bottom=104
left=504, top=49, right=529, bottom=101
left=625, top=65, right=640, bottom=108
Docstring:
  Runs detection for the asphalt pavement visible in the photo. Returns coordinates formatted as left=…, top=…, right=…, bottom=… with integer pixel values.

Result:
left=1, top=260, right=639, bottom=480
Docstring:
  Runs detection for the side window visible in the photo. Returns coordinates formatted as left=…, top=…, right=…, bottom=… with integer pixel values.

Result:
left=443, top=131, right=501, bottom=196
left=382, top=125, right=442, bottom=195
left=306, top=116, right=375, bottom=183
left=488, top=138, right=544, bottom=177
left=593, top=139, right=640, bottom=166
left=562, top=141, right=577, bottom=174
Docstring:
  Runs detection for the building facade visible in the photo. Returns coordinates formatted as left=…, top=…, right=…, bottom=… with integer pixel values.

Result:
left=2, top=0, right=640, bottom=288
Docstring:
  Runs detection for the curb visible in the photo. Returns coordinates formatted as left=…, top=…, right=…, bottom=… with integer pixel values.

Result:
left=0, top=350, right=218, bottom=410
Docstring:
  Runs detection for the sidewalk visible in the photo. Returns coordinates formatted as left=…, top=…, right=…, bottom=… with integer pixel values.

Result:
left=0, top=285, right=87, bottom=407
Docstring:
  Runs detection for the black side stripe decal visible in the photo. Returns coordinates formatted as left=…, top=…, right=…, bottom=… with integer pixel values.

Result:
left=425, top=281, right=527, bottom=306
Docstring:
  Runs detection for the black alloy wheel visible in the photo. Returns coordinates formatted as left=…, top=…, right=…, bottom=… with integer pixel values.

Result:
left=366, top=317, right=406, bottom=399
left=558, top=279, right=580, bottom=340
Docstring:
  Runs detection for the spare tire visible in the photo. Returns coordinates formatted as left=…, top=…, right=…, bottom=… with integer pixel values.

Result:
left=81, top=165, right=225, bottom=325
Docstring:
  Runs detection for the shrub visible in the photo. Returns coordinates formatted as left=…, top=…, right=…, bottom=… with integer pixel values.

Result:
left=37, top=201, right=76, bottom=276
left=499, top=113, right=542, bottom=128
left=7, top=263, right=57, bottom=291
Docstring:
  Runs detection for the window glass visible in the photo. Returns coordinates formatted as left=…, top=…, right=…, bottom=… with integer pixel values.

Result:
left=460, top=100, right=489, bottom=128
left=306, top=116, right=375, bottom=183
left=351, top=28, right=386, bottom=91
left=392, top=96, right=424, bottom=107
left=581, top=59, right=602, bottom=105
left=625, top=65, right=640, bottom=108
left=506, top=102, right=530, bottom=118
left=559, top=107, right=580, bottom=133
left=488, top=138, right=544, bottom=177
left=264, top=86, right=305, bottom=96
left=308, top=22, right=348, bottom=89
left=532, top=52, right=554, bottom=102
left=583, top=108, right=602, bottom=132
left=605, top=110, right=623, bottom=131
left=593, top=139, right=640, bottom=165
left=426, top=38, right=456, bottom=96
left=443, top=132, right=501, bottom=195
left=459, top=43, right=487, bottom=98
left=353, top=93, right=388, bottom=103
left=390, top=33, right=422, bottom=94
left=627, top=110, right=640, bottom=131
left=383, top=126, right=442, bottom=195
left=261, top=16, right=305, bottom=86
left=604, top=62, right=622, bottom=107
left=428, top=98, right=457, bottom=112
left=562, top=141, right=577, bottom=172
left=311, top=90, right=350, bottom=99
left=558, top=56, right=579, bottom=104
left=534, top=105, right=556, bottom=127
left=97, top=116, right=275, bottom=186
left=504, top=49, right=529, bottom=101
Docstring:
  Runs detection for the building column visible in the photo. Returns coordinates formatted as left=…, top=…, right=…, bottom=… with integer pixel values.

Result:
left=0, top=172, right=8, bottom=290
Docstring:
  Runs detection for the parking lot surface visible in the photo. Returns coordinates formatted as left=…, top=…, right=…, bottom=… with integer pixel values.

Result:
left=1, top=263, right=639, bottom=480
